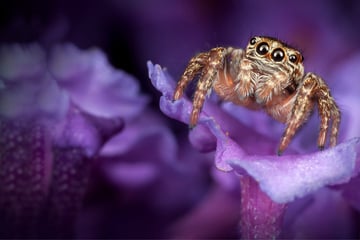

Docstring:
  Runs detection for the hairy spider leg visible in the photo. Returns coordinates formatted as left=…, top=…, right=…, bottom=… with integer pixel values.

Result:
left=317, top=98, right=331, bottom=150
left=315, top=81, right=340, bottom=148
left=278, top=73, right=317, bottom=155
left=173, top=52, right=209, bottom=100
left=189, top=47, right=227, bottom=127
left=330, top=109, right=341, bottom=147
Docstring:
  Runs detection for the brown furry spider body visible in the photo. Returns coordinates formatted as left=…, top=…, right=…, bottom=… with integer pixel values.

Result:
left=173, top=36, right=340, bottom=155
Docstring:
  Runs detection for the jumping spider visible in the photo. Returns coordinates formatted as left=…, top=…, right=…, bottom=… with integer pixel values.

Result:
left=173, top=36, right=340, bottom=155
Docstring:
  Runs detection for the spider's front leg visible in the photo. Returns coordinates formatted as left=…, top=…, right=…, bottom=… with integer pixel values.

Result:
left=173, top=47, right=228, bottom=127
left=278, top=73, right=340, bottom=155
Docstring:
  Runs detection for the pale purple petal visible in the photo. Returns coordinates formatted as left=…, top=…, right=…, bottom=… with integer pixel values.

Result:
left=99, top=110, right=178, bottom=189
left=0, top=44, right=46, bottom=80
left=51, top=105, right=123, bottom=157
left=50, top=44, right=148, bottom=119
left=148, top=61, right=202, bottom=123
left=0, top=44, right=69, bottom=120
left=100, top=110, right=176, bottom=161
left=148, top=61, right=176, bottom=99
left=208, top=115, right=360, bottom=203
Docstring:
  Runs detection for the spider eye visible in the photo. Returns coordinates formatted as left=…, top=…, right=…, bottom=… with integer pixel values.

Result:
left=289, top=54, right=297, bottom=63
left=250, top=37, right=257, bottom=45
left=256, top=42, right=269, bottom=55
left=271, top=48, right=285, bottom=62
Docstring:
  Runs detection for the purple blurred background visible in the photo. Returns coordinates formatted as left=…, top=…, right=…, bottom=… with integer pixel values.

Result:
left=1, top=0, right=360, bottom=238
left=2, top=0, right=360, bottom=101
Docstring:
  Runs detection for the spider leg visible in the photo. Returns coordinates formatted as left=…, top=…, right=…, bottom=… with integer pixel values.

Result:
left=189, top=47, right=228, bottom=127
left=278, top=73, right=340, bottom=155
left=278, top=74, right=317, bottom=155
left=317, top=97, right=331, bottom=150
left=315, top=78, right=340, bottom=148
left=173, top=47, right=227, bottom=127
left=173, top=52, right=209, bottom=100
left=330, top=107, right=341, bottom=147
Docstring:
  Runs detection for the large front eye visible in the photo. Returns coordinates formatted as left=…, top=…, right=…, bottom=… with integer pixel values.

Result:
left=271, top=48, right=285, bottom=61
left=256, top=42, right=269, bottom=55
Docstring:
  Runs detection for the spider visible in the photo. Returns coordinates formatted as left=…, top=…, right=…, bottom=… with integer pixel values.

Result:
left=173, top=36, right=340, bottom=155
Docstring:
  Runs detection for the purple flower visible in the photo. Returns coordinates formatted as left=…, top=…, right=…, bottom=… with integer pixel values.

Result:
left=0, top=43, right=146, bottom=238
left=78, top=107, right=215, bottom=238
left=148, top=61, right=360, bottom=238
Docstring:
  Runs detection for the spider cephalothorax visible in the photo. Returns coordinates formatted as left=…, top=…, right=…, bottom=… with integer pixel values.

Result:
left=173, top=36, right=340, bottom=155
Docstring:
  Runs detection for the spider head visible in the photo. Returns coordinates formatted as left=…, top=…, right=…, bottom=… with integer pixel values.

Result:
left=246, top=36, right=305, bottom=82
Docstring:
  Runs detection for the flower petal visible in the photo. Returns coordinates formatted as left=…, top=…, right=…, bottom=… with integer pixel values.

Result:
left=215, top=124, right=360, bottom=203
left=50, top=44, right=148, bottom=119
left=0, top=44, right=69, bottom=120
left=0, top=44, right=46, bottom=80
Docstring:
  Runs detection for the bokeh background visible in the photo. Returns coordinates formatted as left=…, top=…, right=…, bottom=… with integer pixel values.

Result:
left=1, top=0, right=360, bottom=238
left=2, top=0, right=360, bottom=106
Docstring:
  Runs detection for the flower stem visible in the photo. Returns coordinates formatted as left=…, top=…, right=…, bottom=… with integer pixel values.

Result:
left=239, top=175, right=287, bottom=239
